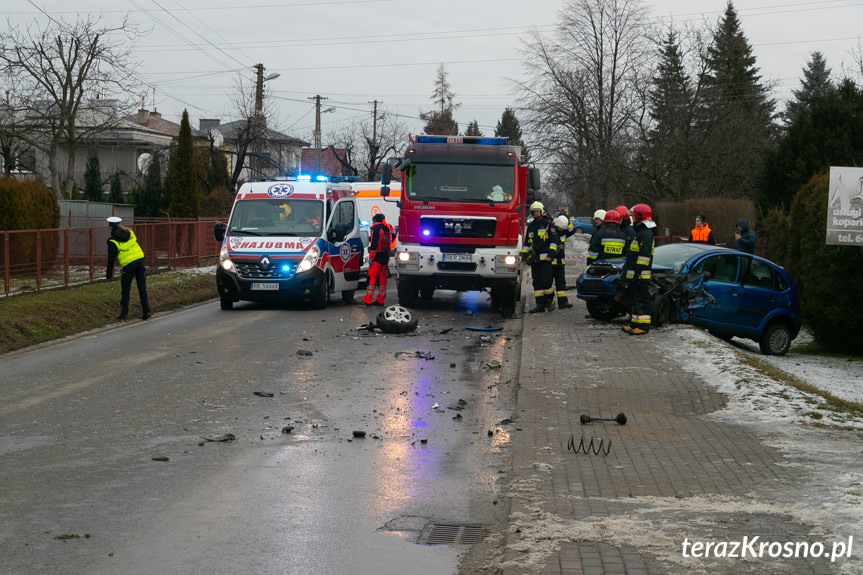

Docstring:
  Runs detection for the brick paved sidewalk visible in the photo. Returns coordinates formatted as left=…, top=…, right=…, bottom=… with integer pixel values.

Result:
left=498, top=264, right=857, bottom=574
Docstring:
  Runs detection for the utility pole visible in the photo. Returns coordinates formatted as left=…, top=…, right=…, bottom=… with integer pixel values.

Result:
left=370, top=100, right=380, bottom=180
left=309, top=94, right=327, bottom=176
left=254, top=63, right=264, bottom=116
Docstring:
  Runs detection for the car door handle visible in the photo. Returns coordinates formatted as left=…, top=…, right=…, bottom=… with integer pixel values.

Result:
left=729, top=289, right=741, bottom=296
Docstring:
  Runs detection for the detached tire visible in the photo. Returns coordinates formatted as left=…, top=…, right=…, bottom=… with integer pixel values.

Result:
left=376, top=305, right=418, bottom=334
left=759, top=322, right=792, bottom=356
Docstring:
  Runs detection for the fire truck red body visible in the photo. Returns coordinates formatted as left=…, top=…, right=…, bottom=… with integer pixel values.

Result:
left=380, top=135, right=540, bottom=314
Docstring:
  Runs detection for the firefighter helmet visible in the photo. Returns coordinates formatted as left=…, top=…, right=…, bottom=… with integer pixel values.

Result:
left=616, top=205, right=629, bottom=219
left=530, top=201, right=544, bottom=213
left=554, top=215, right=569, bottom=229
left=631, top=203, right=652, bottom=223
left=593, top=209, right=606, bottom=221
left=604, top=209, right=621, bottom=224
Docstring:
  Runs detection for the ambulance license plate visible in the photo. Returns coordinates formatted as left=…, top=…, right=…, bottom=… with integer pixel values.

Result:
left=442, top=253, right=472, bottom=262
left=251, top=282, right=279, bottom=291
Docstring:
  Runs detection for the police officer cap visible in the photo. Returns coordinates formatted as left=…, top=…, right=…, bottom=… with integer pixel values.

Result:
left=107, top=217, right=122, bottom=225
left=373, top=213, right=386, bottom=222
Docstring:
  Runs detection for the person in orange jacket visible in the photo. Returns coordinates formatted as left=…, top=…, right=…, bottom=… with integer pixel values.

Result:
left=689, top=215, right=715, bottom=244
left=362, top=213, right=392, bottom=305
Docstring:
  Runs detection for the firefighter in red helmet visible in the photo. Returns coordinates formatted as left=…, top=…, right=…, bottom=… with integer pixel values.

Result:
left=621, top=203, right=656, bottom=335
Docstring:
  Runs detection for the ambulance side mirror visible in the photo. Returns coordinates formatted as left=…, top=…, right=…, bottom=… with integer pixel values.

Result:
left=214, top=222, right=225, bottom=242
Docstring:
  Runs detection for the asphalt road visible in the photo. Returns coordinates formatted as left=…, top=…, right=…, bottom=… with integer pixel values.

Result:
left=0, top=291, right=522, bottom=575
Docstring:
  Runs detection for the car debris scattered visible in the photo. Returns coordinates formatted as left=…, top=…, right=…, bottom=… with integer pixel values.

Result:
left=199, top=433, right=236, bottom=442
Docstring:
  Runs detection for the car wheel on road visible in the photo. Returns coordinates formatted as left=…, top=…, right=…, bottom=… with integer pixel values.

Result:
left=586, top=300, right=618, bottom=321
left=574, top=227, right=584, bottom=234
left=759, top=322, right=792, bottom=356
left=220, top=297, right=234, bottom=310
left=652, top=294, right=670, bottom=327
left=376, top=305, right=418, bottom=334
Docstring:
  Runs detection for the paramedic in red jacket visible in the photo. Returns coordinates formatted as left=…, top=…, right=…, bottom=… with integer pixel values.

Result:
left=362, top=213, right=392, bottom=305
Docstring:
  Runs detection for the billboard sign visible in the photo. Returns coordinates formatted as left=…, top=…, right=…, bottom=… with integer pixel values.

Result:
left=827, top=166, right=863, bottom=246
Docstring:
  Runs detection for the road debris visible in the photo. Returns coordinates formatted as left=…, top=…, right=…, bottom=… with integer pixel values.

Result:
left=199, top=433, right=236, bottom=442
left=253, top=391, right=274, bottom=398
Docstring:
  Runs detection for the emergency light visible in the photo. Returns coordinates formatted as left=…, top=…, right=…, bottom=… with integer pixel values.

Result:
left=297, top=174, right=312, bottom=181
left=415, top=135, right=508, bottom=146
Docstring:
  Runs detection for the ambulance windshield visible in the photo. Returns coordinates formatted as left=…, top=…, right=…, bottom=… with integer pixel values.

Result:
left=404, top=163, right=515, bottom=203
left=228, top=199, right=323, bottom=236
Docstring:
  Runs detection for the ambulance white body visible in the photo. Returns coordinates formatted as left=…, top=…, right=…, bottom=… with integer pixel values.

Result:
left=214, top=179, right=364, bottom=309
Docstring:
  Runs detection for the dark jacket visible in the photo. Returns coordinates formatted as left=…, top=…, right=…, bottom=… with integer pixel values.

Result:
left=587, top=223, right=628, bottom=265
left=369, top=221, right=391, bottom=265
left=734, top=219, right=756, bottom=254
left=523, top=214, right=557, bottom=263
left=622, top=223, right=654, bottom=281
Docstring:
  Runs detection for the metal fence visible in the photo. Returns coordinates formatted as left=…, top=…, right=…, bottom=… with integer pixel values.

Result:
left=0, top=218, right=222, bottom=297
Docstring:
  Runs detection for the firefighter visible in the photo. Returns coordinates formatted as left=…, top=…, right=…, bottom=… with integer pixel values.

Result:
left=616, top=205, right=636, bottom=252
left=590, top=209, right=606, bottom=239
left=586, top=209, right=628, bottom=265
left=522, top=201, right=557, bottom=313
left=106, top=217, right=151, bottom=321
left=362, top=213, right=392, bottom=305
left=551, top=214, right=576, bottom=309
left=621, top=203, right=656, bottom=335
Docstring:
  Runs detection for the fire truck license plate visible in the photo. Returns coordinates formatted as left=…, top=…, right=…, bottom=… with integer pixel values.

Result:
left=251, top=282, right=279, bottom=291
left=442, top=253, right=472, bottom=262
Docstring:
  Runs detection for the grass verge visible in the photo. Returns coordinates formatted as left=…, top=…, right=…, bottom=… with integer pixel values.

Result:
left=0, top=268, right=216, bottom=354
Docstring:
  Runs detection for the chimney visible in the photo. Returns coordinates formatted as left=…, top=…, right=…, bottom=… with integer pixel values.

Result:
left=199, top=119, right=221, bottom=132
left=137, top=108, right=150, bottom=124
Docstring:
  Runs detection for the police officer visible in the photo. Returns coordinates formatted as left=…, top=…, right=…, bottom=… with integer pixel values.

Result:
left=522, top=201, right=557, bottom=313
left=362, top=213, right=392, bottom=305
left=621, top=204, right=656, bottom=335
left=551, top=214, right=576, bottom=309
left=586, top=209, right=628, bottom=265
left=106, top=217, right=151, bottom=320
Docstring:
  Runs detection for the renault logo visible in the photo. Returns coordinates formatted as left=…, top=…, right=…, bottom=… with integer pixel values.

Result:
left=260, top=256, right=271, bottom=269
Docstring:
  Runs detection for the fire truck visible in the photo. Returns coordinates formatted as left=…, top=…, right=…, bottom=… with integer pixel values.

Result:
left=380, top=134, right=540, bottom=314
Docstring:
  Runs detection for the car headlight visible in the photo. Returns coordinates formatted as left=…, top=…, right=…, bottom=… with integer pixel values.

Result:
left=298, top=245, right=320, bottom=272
left=219, top=244, right=234, bottom=271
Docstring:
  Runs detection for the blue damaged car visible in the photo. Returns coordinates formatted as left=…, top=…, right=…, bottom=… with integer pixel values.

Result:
left=576, top=243, right=803, bottom=355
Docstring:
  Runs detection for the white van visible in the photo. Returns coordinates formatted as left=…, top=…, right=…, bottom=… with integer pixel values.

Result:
left=213, top=179, right=364, bottom=309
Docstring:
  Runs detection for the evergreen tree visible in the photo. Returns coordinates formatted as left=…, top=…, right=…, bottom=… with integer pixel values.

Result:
left=108, top=173, right=124, bottom=204
left=167, top=110, right=199, bottom=218
left=640, top=29, right=695, bottom=200
left=696, top=1, right=775, bottom=199
left=783, top=51, right=833, bottom=125
left=494, top=108, right=529, bottom=162
left=83, top=147, right=102, bottom=202
left=420, top=64, right=461, bottom=135
left=138, top=152, right=162, bottom=217
left=761, top=79, right=863, bottom=209
left=465, top=120, right=483, bottom=137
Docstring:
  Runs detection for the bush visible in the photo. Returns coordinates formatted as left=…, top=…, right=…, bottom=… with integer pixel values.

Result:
left=774, top=172, right=863, bottom=354
left=0, top=177, right=61, bottom=273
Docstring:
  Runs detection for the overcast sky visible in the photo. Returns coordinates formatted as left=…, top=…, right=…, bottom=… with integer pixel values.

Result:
left=7, top=0, right=863, bottom=144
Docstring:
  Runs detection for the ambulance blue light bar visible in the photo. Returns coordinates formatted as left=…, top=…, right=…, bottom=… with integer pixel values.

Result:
left=415, top=135, right=507, bottom=146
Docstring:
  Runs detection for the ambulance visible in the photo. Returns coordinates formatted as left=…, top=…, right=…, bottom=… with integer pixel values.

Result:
left=213, top=178, right=364, bottom=309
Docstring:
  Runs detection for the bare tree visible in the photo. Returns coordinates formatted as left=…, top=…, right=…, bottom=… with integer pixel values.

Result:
left=515, top=0, right=651, bottom=212
left=220, top=69, right=298, bottom=191
left=327, top=104, right=408, bottom=180
left=0, top=13, right=141, bottom=197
